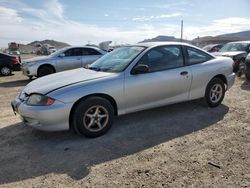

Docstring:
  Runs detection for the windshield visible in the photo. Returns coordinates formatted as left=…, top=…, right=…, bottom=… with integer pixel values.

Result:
left=88, top=46, right=145, bottom=72
left=219, top=43, right=248, bottom=52
left=49, top=47, right=70, bottom=57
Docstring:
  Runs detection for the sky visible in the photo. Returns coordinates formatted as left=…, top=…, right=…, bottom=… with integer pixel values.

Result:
left=0, top=0, right=250, bottom=46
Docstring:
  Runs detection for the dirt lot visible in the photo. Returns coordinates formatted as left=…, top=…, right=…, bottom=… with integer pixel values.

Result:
left=0, top=72, right=249, bottom=188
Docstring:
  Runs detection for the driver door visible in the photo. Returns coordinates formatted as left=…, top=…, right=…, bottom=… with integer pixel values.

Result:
left=56, top=48, right=82, bottom=72
left=124, top=45, right=192, bottom=113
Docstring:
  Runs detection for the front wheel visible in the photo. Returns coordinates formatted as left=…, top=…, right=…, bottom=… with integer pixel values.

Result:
left=205, top=78, right=225, bottom=107
left=72, top=97, right=114, bottom=138
left=0, top=66, right=12, bottom=76
left=37, top=66, right=55, bottom=77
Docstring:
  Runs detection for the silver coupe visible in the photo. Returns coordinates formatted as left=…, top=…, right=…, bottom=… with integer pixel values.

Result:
left=12, top=42, right=235, bottom=137
left=21, top=46, right=106, bottom=79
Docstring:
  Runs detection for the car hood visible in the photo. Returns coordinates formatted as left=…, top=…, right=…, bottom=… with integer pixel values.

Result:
left=212, top=51, right=246, bottom=57
left=22, top=56, right=50, bottom=63
left=22, top=68, right=115, bottom=95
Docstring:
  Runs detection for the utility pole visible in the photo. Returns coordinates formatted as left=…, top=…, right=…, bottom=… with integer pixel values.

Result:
left=180, top=20, right=183, bottom=42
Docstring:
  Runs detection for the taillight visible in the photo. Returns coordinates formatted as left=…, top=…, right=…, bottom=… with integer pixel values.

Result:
left=11, top=56, right=19, bottom=64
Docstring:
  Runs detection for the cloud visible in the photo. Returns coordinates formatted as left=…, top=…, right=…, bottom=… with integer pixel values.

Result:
left=132, top=13, right=181, bottom=22
left=0, top=0, right=250, bottom=47
left=104, top=13, right=109, bottom=17
left=0, top=6, right=23, bottom=23
left=184, top=17, right=250, bottom=39
left=152, top=1, right=193, bottom=10
left=46, top=0, right=64, bottom=19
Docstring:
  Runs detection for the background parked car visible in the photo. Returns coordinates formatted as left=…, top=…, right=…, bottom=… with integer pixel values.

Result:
left=0, top=52, right=21, bottom=76
left=9, top=50, right=21, bottom=55
left=21, top=46, right=106, bottom=79
left=12, top=42, right=235, bottom=138
left=212, top=41, right=250, bottom=77
left=202, top=44, right=223, bottom=53
left=245, top=53, right=250, bottom=81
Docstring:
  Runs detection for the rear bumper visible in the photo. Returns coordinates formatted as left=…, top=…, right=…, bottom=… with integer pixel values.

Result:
left=246, top=60, right=250, bottom=74
left=226, top=73, right=236, bottom=90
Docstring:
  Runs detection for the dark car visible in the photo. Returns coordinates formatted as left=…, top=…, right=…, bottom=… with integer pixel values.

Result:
left=212, top=41, right=250, bottom=77
left=245, top=53, right=250, bottom=81
left=203, top=44, right=223, bottom=53
left=0, top=52, right=21, bottom=76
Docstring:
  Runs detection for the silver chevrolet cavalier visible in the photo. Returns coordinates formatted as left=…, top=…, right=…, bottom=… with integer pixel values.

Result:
left=12, top=42, right=235, bottom=137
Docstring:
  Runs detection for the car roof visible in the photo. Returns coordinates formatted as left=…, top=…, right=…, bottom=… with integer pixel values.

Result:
left=204, top=44, right=221, bottom=47
left=132, top=41, right=215, bottom=58
left=228, top=41, right=250, bottom=44
left=68, top=45, right=99, bottom=49
left=134, top=41, right=193, bottom=48
left=68, top=45, right=104, bottom=52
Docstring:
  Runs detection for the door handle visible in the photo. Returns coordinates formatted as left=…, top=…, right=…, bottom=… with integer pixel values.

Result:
left=180, top=71, right=188, bottom=76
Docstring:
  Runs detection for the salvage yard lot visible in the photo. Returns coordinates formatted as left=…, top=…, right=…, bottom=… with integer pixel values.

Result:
left=0, top=72, right=249, bottom=187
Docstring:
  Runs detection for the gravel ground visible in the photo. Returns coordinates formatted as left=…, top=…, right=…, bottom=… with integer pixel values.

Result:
left=0, top=72, right=249, bottom=188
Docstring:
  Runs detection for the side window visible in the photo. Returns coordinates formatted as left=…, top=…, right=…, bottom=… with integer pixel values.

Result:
left=138, top=45, right=184, bottom=72
left=64, top=48, right=82, bottom=56
left=187, top=47, right=213, bottom=65
left=83, top=48, right=101, bottom=55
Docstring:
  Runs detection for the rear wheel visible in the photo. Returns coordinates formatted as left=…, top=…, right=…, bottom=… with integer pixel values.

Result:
left=72, top=97, right=114, bottom=138
left=236, top=59, right=245, bottom=77
left=37, top=66, right=55, bottom=77
left=0, top=66, right=12, bottom=76
left=205, top=78, right=225, bottom=107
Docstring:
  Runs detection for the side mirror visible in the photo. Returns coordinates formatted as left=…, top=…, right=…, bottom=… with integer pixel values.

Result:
left=59, top=53, right=65, bottom=57
left=131, top=64, right=149, bottom=74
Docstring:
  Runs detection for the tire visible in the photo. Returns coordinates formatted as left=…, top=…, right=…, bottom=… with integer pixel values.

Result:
left=246, top=73, right=250, bottom=81
left=236, top=71, right=242, bottom=77
left=236, top=59, right=245, bottom=77
left=0, top=66, right=12, bottom=76
left=205, top=78, right=225, bottom=107
left=72, top=97, right=114, bottom=138
left=37, top=66, right=55, bottom=77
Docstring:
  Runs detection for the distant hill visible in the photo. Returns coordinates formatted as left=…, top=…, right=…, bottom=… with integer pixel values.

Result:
left=28, top=40, right=70, bottom=49
left=140, top=30, right=250, bottom=47
left=139, top=35, right=190, bottom=43
left=192, top=30, right=250, bottom=46
left=219, top=30, right=250, bottom=39
left=15, top=40, right=70, bottom=53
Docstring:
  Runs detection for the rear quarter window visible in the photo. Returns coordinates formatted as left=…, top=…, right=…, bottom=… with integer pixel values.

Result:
left=82, top=48, right=102, bottom=55
left=186, top=47, right=213, bottom=65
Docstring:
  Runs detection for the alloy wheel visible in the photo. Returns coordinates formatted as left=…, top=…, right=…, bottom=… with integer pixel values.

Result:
left=83, top=105, right=109, bottom=132
left=1, top=67, right=11, bottom=75
left=209, top=83, right=223, bottom=103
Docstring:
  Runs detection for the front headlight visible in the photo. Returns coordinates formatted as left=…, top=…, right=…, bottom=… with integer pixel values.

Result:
left=26, top=94, right=55, bottom=106
left=246, top=55, right=250, bottom=61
